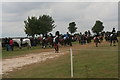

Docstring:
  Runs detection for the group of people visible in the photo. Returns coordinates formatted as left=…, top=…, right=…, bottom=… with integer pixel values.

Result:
left=40, top=31, right=72, bottom=53
left=3, top=38, right=14, bottom=51
left=77, top=32, right=92, bottom=45
left=2, top=28, right=118, bottom=52
left=93, top=28, right=118, bottom=47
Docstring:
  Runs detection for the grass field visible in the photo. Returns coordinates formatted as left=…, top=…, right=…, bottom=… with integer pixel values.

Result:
left=2, top=41, right=119, bottom=78
left=2, top=45, right=53, bottom=59
left=1, top=41, right=89, bottom=59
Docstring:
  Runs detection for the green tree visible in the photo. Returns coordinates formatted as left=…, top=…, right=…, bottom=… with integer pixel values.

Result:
left=24, top=15, right=55, bottom=37
left=68, top=22, right=77, bottom=34
left=24, top=16, right=38, bottom=37
left=38, top=15, right=56, bottom=35
left=92, top=20, right=104, bottom=35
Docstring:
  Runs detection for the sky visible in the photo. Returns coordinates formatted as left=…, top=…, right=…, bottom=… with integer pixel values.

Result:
left=1, top=0, right=119, bottom=38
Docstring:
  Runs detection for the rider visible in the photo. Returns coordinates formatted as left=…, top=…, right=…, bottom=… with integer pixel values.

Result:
left=49, top=33, right=54, bottom=38
left=49, top=33, right=54, bottom=47
left=55, top=31, right=60, bottom=37
left=54, top=31, right=60, bottom=53
left=110, top=28, right=118, bottom=46
left=42, top=34, right=47, bottom=49
left=94, top=35, right=100, bottom=47
left=112, top=28, right=116, bottom=34
left=67, top=32, right=72, bottom=46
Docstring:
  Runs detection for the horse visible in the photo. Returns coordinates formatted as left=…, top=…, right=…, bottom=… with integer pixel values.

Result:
left=99, top=35, right=103, bottom=43
left=41, top=36, right=54, bottom=49
left=86, top=35, right=92, bottom=43
left=47, top=36, right=54, bottom=47
left=59, top=35, right=72, bottom=46
left=79, top=35, right=87, bottom=45
left=109, top=33, right=118, bottom=46
left=12, top=38, right=31, bottom=49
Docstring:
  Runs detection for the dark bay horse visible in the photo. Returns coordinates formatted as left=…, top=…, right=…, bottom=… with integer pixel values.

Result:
left=41, top=36, right=54, bottom=49
left=109, top=34, right=118, bottom=46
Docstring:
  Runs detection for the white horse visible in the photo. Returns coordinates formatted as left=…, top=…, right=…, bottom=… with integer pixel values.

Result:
left=12, top=38, right=31, bottom=48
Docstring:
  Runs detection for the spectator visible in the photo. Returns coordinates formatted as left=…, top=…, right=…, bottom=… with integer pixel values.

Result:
left=4, top=38, right=10, bottom=51
left=9, top=38, right=14, bottom=51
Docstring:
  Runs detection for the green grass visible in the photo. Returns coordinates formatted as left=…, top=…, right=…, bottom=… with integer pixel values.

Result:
left=3, top=53, right=71, bottom=78
left=2, top=41, right=81, bottom=59
left=73, top=50, right=118, bottom=78
left=2, top=45, right=53, bottom=59
left=2, top=37, right=119, bottom=59
left=3, top=43, right=118, bottom=78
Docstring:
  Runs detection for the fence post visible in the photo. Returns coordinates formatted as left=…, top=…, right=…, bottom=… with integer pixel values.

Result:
left=70, top=48, right=73, bottom=78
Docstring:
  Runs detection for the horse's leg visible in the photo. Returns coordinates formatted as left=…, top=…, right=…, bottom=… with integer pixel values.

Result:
left=27, top=44, right=30, bottom=49
left=42, top=42, right=44, bottom=48
left=56, top=45, right=59, bottom=53
left=45, top=42, right=47, bottom=48
left=117, top=39, right=119, bottom=42
left=19, top=43, right=22, bottom=49
left=43, top=42, right=46, bottom=49
left=49, top=42, right=51, bottom=47
left=54, top=44, right=57, bottom=53
left=110, top=40, right=112, bottom=46
left=113, top=40, right=116, bottom=46
left=96, top=42, right=98, bottom=47
left=29, top=44, right=31, bottom=48
left=52, top=42, right=54, bottom=48
left=29, top=45, right=31, bottom=49
left=78, top=39, right=80, bottom=44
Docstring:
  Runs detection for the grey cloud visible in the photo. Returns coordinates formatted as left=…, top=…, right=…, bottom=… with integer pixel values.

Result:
left=2, top=2, right=55, bottom=22
left=2, top=2, right=118, bottom=37
left=2, top=2, right=55, bottom=14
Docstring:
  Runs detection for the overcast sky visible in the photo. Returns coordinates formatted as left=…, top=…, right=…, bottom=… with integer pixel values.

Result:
left=1, top=1, right=119, bottom=38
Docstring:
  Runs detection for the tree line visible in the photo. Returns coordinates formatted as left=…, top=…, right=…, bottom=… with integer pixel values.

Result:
left=24, top=14, right=111, bottom=37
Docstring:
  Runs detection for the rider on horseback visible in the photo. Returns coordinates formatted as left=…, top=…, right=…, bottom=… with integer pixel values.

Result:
left=42, top=34, right=47, bottom=49
left=110, top=28, right=118, bottom=46
left=94, top=34, right=100, bottom=47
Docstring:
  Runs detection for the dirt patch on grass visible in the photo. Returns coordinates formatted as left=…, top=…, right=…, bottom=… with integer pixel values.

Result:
left=2, top=51, right=68, bottom=75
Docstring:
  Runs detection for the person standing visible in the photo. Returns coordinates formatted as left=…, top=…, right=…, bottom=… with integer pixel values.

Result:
left=9, top=38, right=14, bottom=51
left=4, top=38, right=10, bottom=51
